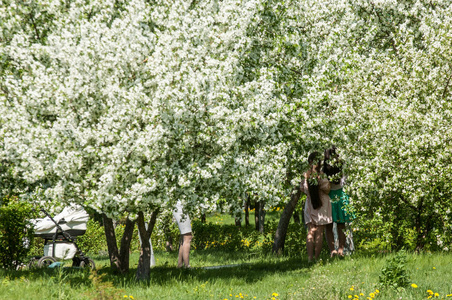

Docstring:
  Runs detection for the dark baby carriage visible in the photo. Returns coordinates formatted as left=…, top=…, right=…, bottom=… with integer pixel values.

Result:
left=28, top=205, right=95, bottom=269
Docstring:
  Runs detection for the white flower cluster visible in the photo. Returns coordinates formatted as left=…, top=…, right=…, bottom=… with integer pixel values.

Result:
left=0, top=0, right=291, bottom=217
left=1, top=0, right=452, bottom=234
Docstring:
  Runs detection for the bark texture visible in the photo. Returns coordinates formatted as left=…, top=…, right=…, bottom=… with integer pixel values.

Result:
left=102, top=214, right=135, bottom=274
left=136, top=209, right=159, bottom=280
left=272, top=187, right=301, bottom=254
left=245, top=197, right=250, bottom=227
left=118, top=217, right=135, bottom=273
left=258, top=200, right=265, bottom=233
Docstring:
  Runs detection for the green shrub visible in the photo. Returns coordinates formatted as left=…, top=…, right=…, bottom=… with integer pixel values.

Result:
left=190, top=218, right=307, bottom=255
left=76, top=219, right=108, bottom=255
left=29, top=212, right=309, bottom=257
left=262, top=219, right=307, bottom=256
left=72, top=218, right=143, bottom=256
left=191, top=220, right=262, bottom=251
left=379, top=250, right=410, bottom=288
left=0, top=196, right=35, bottom=269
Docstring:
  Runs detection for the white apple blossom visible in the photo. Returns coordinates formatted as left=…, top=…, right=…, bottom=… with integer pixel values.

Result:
left=1, top=0, right=451, bottom=250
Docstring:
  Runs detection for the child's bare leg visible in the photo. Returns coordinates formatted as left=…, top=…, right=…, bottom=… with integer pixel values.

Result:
left=181, top=233, right=192, bottom=267
left=177, top=233, right=193, bottom=268
left=306, top=223, right=316, bottom=262
left=337, top=223, right=346, bottom=256
left=325, top=223, right=336, bottom=256
left=177, top=236, right=184, bottom=268
left=314, top=225, right=325, bottom=260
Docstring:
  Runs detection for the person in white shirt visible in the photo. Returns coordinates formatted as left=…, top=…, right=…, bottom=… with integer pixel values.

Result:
left=173, top=200, right=193, bottom=268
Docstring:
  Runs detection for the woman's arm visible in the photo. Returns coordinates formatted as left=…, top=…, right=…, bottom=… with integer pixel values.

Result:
left=300, top=171, right=311, bottom=194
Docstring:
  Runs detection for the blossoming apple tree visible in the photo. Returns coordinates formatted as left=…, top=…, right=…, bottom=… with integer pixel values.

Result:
left=0, top=0, right=300, bottom=277
left=2, top=0, right=452, bottom=279
left=300, top=0, right=452, bottom=250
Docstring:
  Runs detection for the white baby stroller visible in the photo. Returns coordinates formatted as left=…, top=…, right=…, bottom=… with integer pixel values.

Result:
left=28, top=205, right=95, bottom=269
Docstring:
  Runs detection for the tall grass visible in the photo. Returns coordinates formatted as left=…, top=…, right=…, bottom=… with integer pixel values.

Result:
left=1, top=251, right=451, bottom=300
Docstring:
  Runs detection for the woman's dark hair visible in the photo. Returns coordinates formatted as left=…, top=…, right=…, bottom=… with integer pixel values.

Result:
left=323, top=146, right=342, bottom=184
left=307, top=152, right=322, bottom=209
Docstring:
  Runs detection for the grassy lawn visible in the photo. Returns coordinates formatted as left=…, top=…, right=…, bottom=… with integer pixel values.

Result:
left=1, top=250, right=451, bottom=300
left=1, top=209, right=450, bottom=299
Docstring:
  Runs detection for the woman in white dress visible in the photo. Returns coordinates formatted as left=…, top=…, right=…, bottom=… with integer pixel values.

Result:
left=173, top=200, right=193, bottom=268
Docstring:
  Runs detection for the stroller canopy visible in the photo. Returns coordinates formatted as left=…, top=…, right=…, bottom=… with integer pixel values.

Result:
left=33, top=205, right=89, bottom=235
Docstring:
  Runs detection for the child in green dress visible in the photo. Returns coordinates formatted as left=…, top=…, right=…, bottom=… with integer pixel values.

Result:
left=323, top=146, right=355, bottom=257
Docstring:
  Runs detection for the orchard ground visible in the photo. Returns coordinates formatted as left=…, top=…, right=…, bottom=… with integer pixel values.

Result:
left=1, top=212, right=452, bottom=300
left=0, top=250, right=451, bottom=299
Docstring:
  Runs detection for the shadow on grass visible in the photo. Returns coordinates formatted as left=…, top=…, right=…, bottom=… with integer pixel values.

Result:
left=94, top=255, right=313, bottom=287
left=1, top=252, right=318, bottom=288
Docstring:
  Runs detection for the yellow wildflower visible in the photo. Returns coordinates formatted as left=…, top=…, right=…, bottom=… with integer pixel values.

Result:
left=427, top=290, right=434, bottom=295
left=375, top=290, right=379, bottom=294
left=350, top=288, right=354, bottom=291
left=272, top=293, right=279, bottom=297
left=435, top=293, right=439, bottom=297
left=411, top=283, right=418, bottom=288
left=348, top=296, right=352, bottom=299
left=360, top=293, right=365, bottom=296
left=369, top=292, right=375, bottom=298
left=433, top=267, right=436, bottom=270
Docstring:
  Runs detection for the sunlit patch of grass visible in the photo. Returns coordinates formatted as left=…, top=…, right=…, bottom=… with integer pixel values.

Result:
left=1, top=251, right=452, bottom=299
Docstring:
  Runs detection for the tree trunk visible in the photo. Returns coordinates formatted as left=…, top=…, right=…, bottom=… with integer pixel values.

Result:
left=162, top=214, right=174, bottom=252
left=102, top=214, right=121, bottom=273
left=235, top=216, right=242, bottom=227
left=258, top=200, right=265, bottom=233
left=245, top=197, right=250, bottom=227
left=102, top=214, right=135, bottom=274
left=118, top=217, right=135, bottom=273
left=255, top=200, right=260, bottom=231
left=272, top=187, right=301, bottom=254
left=136, top=212, right=151, bottom=280
left=165, top=235, right=174, bottom=252
left=136, top=209, right=159, bottom=280
left=201, top=213, right=206, bottom=223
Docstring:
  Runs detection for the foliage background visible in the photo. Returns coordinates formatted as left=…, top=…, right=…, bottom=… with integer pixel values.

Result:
left=1, top=0, right=452, bottom=260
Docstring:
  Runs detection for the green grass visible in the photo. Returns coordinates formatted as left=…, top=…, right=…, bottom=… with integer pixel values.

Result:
left=1, top=251, right=452, bottom=300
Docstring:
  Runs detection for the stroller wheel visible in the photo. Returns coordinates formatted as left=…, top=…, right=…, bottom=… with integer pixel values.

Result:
left=37, top=256, right=57, bottom=268
left=80, top=258, right=96, bottom=269
left=72, top=257, right=81, bottom=267
left=27, top=257, right=40, bottom=270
